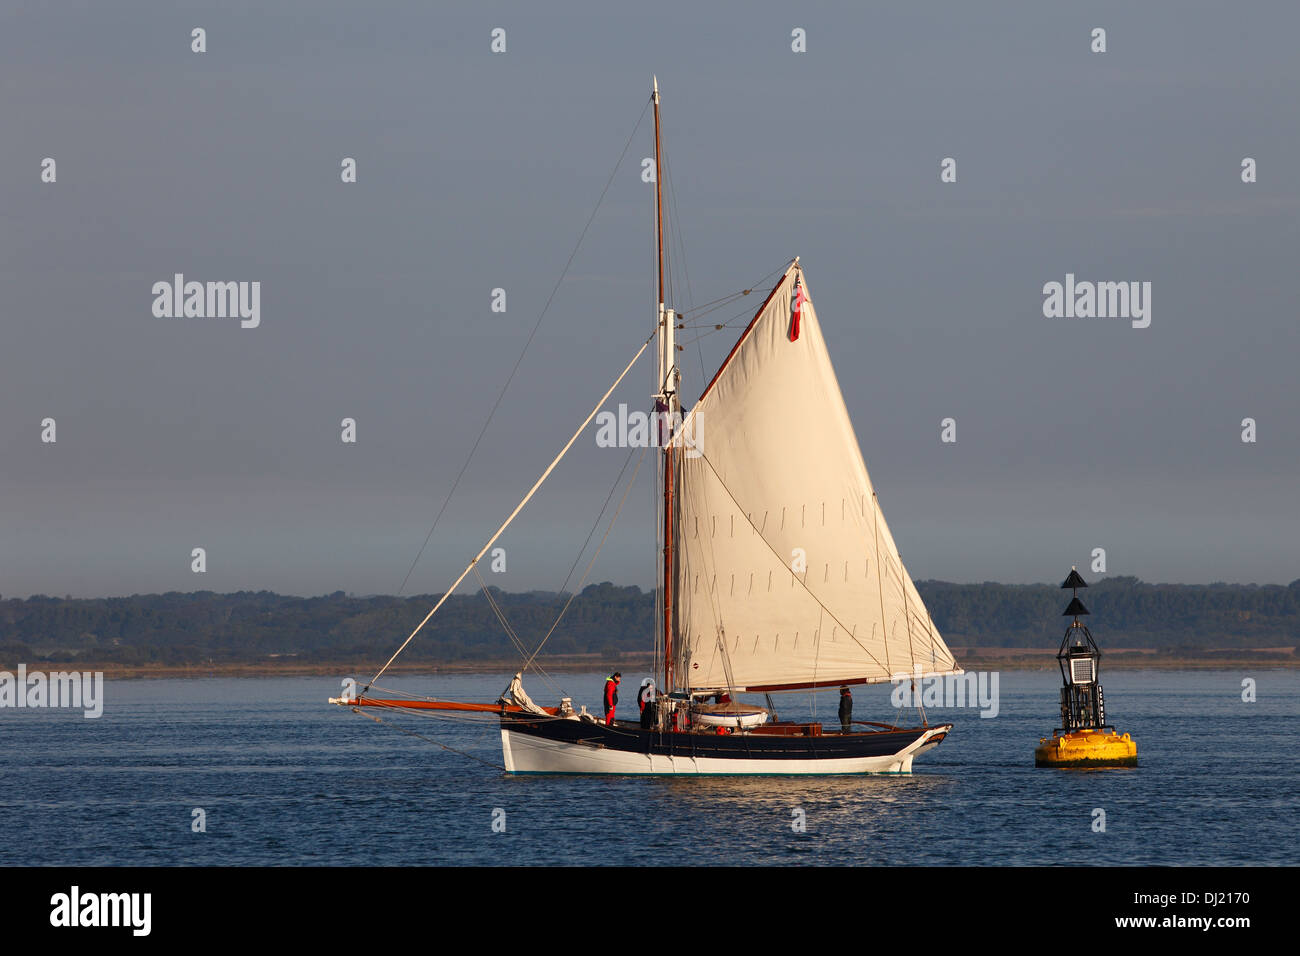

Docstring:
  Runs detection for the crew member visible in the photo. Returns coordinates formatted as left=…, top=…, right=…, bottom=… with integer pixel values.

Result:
left=838, top=685, right=853, bottom=734
left=603, top=672, right=621, bottom=726
left=638, top=678, right=657, bottom=729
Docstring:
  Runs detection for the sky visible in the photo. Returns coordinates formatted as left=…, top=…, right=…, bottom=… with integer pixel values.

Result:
left=2, top=1, right=1298, bottom=599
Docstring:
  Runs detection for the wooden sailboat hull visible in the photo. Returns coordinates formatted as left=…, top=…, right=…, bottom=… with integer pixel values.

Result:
left=500, top=715, right=951, bottom=775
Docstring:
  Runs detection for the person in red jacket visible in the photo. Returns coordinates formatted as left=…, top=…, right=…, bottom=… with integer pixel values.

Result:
left=603, top=672, right=621, bottom=726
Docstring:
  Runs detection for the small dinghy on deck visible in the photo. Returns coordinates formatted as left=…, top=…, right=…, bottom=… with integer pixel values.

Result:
left=690, top=701, right=771, bottom=730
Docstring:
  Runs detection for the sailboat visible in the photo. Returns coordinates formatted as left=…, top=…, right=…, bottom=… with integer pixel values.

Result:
left=330, top=80, right=962, bottom=774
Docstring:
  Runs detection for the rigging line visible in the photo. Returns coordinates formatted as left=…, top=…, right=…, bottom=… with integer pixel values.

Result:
left=681, top=460, right=730, bottom=691
left=676, top=264, right=788, bottom=336
left=474, top=569, right=523, bottom=653
left=556, top=440, right=640, bottom=596
left=663, top=136, right=695, bottom=319
left=677, top=266, right=798, bottom=688
left=870, top=491, right=892, bottom=678
left=393, top=98, right=652, bottom=598
left=896, top=568, right=946, bottom=668
left=510, top=437, right=640, bottom=687
left=472, top=567, right=563, bottom=695
left=352, top=707, right=506, bottom=771
left=677, top=325, right=749, bottom=348
left=811, top=606, right=824, bottom=718
left=678, top=300, right=759, bottom=329
left=690, top=448, right=891, bottom=678
left=716, top=628, right=739, bottom=700
left=683, top=261, right=786, bottom=320
left=678, top=309, right=748, bottom=333
left=887, top=552, right=932, bottom=674
left=660, top=117, right=676, bottom=314
left=472, top=565, right=525, bottom=656
left=363, top=683, right=442, bottom=702
left=680, top=296, right=772, bottom=332
left=675, top=266, right=787, bottom=688
left=469, top=419, right=643, bottom=693
left=365, top=330, right=657, bottom=692
left=360, top=684, right=539, bottom=710
left=675, top=402, right=740, bottom=689
left=477, top=569, right=563, bottom=693
left=924, top=603, right=953, bottom=668
left=672, top=262, right=789, bottom=680
left=523, top=440, right=649, bottom=671
left=675, top=289, right=752, bottom=318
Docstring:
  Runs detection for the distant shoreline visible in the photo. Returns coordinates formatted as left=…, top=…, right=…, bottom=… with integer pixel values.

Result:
left=5, top=649, right=1294, bottom=680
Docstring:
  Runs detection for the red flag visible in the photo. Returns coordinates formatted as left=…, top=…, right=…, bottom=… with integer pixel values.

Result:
left=789, top=282, right=804, bottom=341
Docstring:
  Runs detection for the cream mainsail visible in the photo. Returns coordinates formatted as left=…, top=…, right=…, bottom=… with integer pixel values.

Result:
left=672, top=262, right=960, bottom=691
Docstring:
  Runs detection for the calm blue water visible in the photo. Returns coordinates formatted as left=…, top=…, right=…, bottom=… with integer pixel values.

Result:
left=1, top=669, right=1295, bottom=866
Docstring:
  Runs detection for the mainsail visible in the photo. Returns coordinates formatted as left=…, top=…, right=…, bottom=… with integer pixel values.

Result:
left=673, top=262, right=960, bottom=691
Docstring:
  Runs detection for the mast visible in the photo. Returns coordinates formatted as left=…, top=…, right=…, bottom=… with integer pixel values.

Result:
left=653, top=76, right=665, bottom=326
left=652, top=76, right=679, bottom=693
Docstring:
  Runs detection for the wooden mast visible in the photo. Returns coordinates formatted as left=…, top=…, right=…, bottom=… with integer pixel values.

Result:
left=652, top=77, right=675, bottom=695
left=653, top=76, right=665, bottom=323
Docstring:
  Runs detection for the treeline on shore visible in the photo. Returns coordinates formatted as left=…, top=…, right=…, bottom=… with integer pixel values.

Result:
left=1, top=576, right=1297, bottom=666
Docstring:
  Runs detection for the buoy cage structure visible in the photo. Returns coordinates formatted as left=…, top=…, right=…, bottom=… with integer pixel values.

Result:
left=1034, top=568, right=1138, bottom=768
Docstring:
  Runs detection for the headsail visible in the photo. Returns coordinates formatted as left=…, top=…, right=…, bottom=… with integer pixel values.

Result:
left=673, top=262, right=960, bottom=691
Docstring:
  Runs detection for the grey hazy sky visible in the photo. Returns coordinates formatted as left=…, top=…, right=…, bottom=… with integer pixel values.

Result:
left=3, top=1, right=1297, bottom=599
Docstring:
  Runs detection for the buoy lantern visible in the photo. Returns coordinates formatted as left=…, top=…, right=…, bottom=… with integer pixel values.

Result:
left=1034, top=567, right=1138, bottom=768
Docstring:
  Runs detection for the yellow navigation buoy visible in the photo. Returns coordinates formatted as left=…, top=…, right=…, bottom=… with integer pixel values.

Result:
left=1035, top=729, right=1138, bottom=767
left=1034, top=568, right=1138, bottom=768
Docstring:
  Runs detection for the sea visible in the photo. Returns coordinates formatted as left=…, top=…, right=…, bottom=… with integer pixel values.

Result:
left=1, top=668, right=1295, bottom=867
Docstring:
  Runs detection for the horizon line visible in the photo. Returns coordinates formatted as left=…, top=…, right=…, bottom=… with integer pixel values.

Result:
left=6, top=575, right=1300, bottom=603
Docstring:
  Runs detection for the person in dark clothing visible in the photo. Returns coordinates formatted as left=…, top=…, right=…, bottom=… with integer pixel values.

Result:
left=838, top=685, right=853, bottom=734
left=637, top=678, right=660, bottom=729
left=603, top=672, right=621, bottom=726
left=637, top=678, right=655, bottom=714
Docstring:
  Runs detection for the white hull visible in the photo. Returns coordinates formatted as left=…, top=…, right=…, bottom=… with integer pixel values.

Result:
left=501, top=725, right=950, bottom=775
